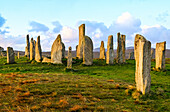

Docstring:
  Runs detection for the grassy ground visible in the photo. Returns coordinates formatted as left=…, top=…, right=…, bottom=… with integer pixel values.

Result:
left=0, top=56, right=170, bottom=111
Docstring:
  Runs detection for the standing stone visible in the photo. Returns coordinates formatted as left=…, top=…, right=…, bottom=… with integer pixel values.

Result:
left=51, top=34, right=65, bottom=64
left=155, top=41, right=166, bottom=70
left=77, top=24, right=85, bottom=59
left=151, top=49, right=155, bottom=59
left=0, top=47, right=4, bottom=56
left=25, top=34, right=30, bottom=57
left=7, top=47, right=15, bottom=64
left=17, top=52, right=20, bottom=59
left=83, top=36, right=93, bottom=65
left=134, top=34, right=151, bottom=95
left=128, top=51, right=134, bottom=60
left=100, top=41, right=105, bottom=59
left=62, top=42, right=65, bottom=58
left=35, top=36, right=42, bottom=62
left=30, top=37, right=35, bottom=60
left=76, top=45, right=78, bottom=57
left=117, top=33, right=126, bottom=63
left=106, top=35, right=114, bottom=64
left=67, top=46, right=72, bottom=69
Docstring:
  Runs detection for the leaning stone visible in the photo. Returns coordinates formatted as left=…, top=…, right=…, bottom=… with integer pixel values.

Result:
left=134, top=34, right=151, bottom=95
left=117, top=33, right=126, bottom=63
left=30, top=37, right=35, bottom=60
left=42, top=57, right=51, bottom=63
left=67, top=46, right=72, bottom=69
left=35, top=36, right=42, bottom=62
left=83, top=36, right=93, bottom=65
left=51, top=34, right=65, bottom=64
left=100, top=41, right=105, bottom=59
left=7, top=47, right=15, bottom=64
left=106, top=35, right=114, bottom=64
left=155, top=41, right=166, bottom=70
left=77, top=24, right=85, bottom=59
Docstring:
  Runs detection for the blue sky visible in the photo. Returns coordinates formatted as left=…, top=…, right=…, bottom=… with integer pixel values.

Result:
left=0, top=0, right=169, bottom=51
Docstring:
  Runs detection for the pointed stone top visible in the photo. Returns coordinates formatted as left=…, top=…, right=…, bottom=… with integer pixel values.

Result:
left=79, top=24, right=85, bottom=28
left=101, top=41, right=104, bottom=47
left=57, top=34, right=62, bottom=43
left=27, top=34, right=29, bottom=38
left=31, top=37, right=33, bottom=41
left=135, top=34, right=147, bottom=41
left=117, top=32, right=120, bottom=37
left=108, top=35, right=113, bottom=38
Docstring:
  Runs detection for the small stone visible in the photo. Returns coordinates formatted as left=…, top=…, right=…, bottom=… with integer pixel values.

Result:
left=7, top=47, right=15, bottom=64
left=99, top=41, right=105, bottom=59
left=67, top=46, right=72, bottom=69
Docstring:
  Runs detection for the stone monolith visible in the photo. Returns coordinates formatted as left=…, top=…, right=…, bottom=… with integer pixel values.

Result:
left=128, top=51, right=134, bottom=59
left=17, top=52, right=20, bottom=59
left=117, top=33, right=126, bottom=63
left=151, top=49, right=155, bottom=59
left=155, top=41, right=166, bottom=70
left=25, top=34, right=30, bottom=57
left=7, top=47, right=15, bottom=64
left=106, top=35, right=114, bottom=64
left=67, top=46, right=72, bottom=69
left=35, top=36, right=42, bottom=62
left=83, top=36, right=93, bottom=65
left=51, top=34, right=65, bottom=64
left=77, top=24, right=85, bottom=59
left=100, top=41, right=105, bottom=59
left=30, top=37, right=35, bottom=60
left=134, top=34, right=151, bottom=95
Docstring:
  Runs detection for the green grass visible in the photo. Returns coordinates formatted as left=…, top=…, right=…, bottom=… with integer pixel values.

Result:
left=0, top=56, right=170, bottom=111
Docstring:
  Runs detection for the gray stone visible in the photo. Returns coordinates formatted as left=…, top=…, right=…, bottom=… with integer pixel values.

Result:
left=128, top=51, right=134, bottom=60
left=67, top=46, right=72, bottom=69
left=35, top=36, right=42, bottom=62
left=106, top=35, right=114, bottom=64
left=151, top=49, right=155, bottom=59
left=51, top=34, right=65, bottom=64
left=83, top=36, right=93, bottom=65
left=134, top=34, right=151, bottom=95
left=25, top=34, right=30, bottom=57
left=100, top=41, right=105, bottom=59
left=7, top=47, right=15, bottom=64
left=30, top=37, right=35, bottom=60
left=156, top=41, right=166, bottom=70
left=77, top=24, right=85, bottom=59
left=117, top=33, right=126, bottom=63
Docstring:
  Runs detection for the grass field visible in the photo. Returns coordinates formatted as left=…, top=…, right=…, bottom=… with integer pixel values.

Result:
left=0, top=56, right=170, bottom=111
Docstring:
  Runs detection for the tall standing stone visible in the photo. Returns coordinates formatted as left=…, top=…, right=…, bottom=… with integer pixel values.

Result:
left=134, top=34, right=151, bottom=95
left=117, top=33, right=126, bottom=63
left=17, top=52, right=20, bottom=59
left=151, top=49, right=155, bottom=59
left=62, top=42, right=65, bottom=58
left=7, top=47, right=15, bottom=64
left=76, top=45, right=78, bottom=57
left=67, top=46, right=72, bottom=69
left=128, top=51, right=134, bottom=60
left=100, top=41, right=105, bottom=59
left=25, top=34, right=30, bottom=57
left=77, top=24, right=85, bottom=59
left=83, top=36, right=93, bottom=65
left=35, top=36, right=42, bottom=62
left=155, top=41, right=166, bottom=70
left=51, top=34, right=65, bottom=64
left=30, top=37, right=35, bottom=60
left=106, top=35, right=114, bottom=64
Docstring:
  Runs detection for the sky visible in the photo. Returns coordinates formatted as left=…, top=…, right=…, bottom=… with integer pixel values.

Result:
left=0, top=0, right=169, bottom=51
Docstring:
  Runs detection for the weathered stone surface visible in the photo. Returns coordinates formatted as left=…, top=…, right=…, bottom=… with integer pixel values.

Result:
left=0, top=46, right=4, bottom=57
left=83, top=36, right=93, bottom=65
left=76, top=45, right=78, bottom=57
left=134, top=34, right=151, bottom=95
left=25, top=34, right=30, bottom=57
left=151, top=49, right=155, bottom=59
left=7, top=47, right=15, bottom=64
left=156, top=41, right=166, bottom=70
left=30, top=38, right=35, bottom=60
left=106, top=35, right=114, bottom=64
left=35, top=36, right=42, bottom=62
left=128, top=51, right=134, bottom=59
left=17, top=52, right=20, bottom=59
left=100, top=41, right=105, bottom=59
left=51, top=34, right=65, bottom=64
left=67, top=46, right=72, bottom=69
left=42, top=57, right=51, bottom=63
left=62, top=42, right=65, bottom=58
left=77, top=24, right=85, bottom=59
left=117, top=33, right=126, bottom=63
